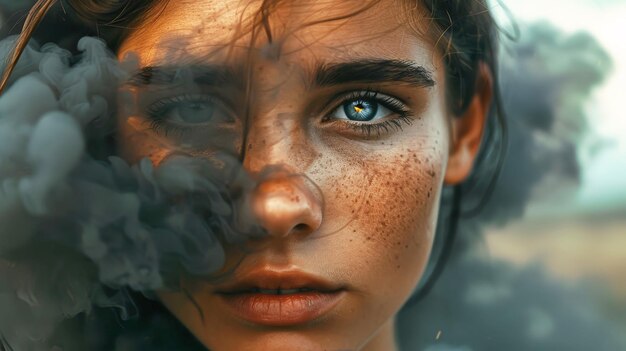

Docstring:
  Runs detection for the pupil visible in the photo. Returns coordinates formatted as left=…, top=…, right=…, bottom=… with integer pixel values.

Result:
left=344, top=99, right=377, bottom=121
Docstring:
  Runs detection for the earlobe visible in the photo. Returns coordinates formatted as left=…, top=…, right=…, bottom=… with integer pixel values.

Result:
left=444, top=63, right=493, bottom=185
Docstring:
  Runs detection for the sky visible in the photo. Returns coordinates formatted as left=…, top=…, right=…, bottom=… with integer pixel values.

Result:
left=490, top=0, right=626, bottom=215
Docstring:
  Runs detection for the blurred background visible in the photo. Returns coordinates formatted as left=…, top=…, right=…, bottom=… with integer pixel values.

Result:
left=399, top=0, right=626, bottom=350
left=0, top=0, right=624, bottom=350
left=492, top=0, right=626, bottom=339
left=488, top=0, right=626, bottom=299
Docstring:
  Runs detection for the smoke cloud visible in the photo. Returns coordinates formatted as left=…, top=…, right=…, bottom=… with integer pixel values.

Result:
left=0, top=36, right=260, bottom=350
left=462, top=21, right=613, bottom=225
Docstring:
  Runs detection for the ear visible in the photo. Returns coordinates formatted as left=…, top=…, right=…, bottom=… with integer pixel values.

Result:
left=444, top=62, right=493, bottom=185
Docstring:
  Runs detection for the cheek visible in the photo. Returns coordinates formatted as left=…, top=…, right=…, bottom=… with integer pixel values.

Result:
left=354, top=150, right=442, bottom=281
left=311, top=126, right=448, bottom=310
left=116, top=117, right=173, bottom=165
left=363, top=149, right=442, bottom=296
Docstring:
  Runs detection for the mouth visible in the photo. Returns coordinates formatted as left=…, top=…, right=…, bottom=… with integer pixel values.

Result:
left=215, top=269, right=346, bottom=327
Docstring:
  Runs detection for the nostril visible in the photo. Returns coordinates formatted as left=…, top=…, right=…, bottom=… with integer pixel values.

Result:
left=293, top=223, right=309, bottom=232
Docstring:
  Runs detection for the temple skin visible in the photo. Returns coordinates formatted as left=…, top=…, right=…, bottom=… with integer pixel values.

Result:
left=115, top=0, right=491, bottom=350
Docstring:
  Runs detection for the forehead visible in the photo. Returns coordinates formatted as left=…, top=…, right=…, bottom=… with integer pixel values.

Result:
left=119, top=0, right=437, bottom=69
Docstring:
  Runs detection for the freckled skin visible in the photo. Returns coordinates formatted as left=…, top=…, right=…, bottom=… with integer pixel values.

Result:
left=114, top=0, right=483, bottom=350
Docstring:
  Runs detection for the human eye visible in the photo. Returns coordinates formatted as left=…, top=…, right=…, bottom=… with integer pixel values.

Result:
left=323, top=90, right=414, bottom=138
left=145, top=93, right=236, bottom=137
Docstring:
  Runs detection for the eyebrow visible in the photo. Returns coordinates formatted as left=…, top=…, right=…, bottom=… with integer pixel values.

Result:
left=127, top=59, right=435, bottom=89
left=314, top=59, right=435, bottom=88
left=127, top=65, right=243, bottom=87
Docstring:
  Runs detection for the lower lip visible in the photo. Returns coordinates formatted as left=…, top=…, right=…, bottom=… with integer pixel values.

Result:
left=218, top=290, right=345, bottom=326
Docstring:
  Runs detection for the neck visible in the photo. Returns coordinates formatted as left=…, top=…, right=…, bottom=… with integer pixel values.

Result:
left=361, top=318, right=398, bottom=351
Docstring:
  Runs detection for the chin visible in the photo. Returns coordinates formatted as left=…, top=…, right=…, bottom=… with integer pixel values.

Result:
left=202, top=331, right=350, bottom=351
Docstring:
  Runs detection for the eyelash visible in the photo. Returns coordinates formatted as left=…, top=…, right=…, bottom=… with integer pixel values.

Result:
left=323, top=89, right=414, bottom=137
left=142, top=89, right=414, bottom=138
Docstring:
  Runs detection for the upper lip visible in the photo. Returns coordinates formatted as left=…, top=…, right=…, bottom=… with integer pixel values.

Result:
left=214, top=268, right=344, bottom=294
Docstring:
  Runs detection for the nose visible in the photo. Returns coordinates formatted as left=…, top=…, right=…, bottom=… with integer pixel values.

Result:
left=250, top=169, right=323, bottom=238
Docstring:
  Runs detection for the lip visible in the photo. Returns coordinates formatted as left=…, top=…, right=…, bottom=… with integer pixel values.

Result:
left=215, top=269, right=346, bottom=326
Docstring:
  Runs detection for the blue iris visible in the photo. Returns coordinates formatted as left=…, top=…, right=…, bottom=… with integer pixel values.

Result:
left=343, top=99, right=378, bottom=121
left=176, top=102, right=215, bottom=123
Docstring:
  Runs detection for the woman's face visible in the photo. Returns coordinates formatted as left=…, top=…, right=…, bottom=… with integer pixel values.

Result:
left=116, top=0, right=487, bottom=349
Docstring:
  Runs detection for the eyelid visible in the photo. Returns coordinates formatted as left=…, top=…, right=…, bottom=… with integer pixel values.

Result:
left=146, top=94, right=215, bottom=118
left=145, top=93, right=240, bottom=125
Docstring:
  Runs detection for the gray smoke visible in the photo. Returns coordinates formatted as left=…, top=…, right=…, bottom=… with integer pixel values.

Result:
left=0, top=36, right=260, bottom=350
left=473, top=21, right=612, bottom=224
left=397, top=22, right=623, bottom=350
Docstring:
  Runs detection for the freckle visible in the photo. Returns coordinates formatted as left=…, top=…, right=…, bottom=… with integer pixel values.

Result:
left=396, top=265, right=401, bottom=269
left=405, top=245, right=409, bottom=248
